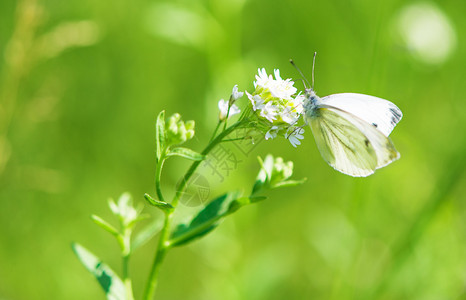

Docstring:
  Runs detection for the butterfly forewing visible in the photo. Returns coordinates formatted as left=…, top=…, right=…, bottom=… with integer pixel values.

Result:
left=321, top=93, right=402, bottom=137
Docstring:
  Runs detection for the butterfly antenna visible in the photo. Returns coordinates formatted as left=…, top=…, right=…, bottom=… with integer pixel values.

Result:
left=311, top=52, right=316, bottom=90
left=290, top=59, right=311, bottom=89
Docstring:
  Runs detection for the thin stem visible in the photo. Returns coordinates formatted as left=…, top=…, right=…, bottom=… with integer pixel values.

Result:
left=122, top=254, right=134, bottom=300
left=124, top=278, right=134, bottom=300
left=155, top=156, right=166, bottom=203
left=223, top=95, right=234, bottom=131
left=121, top=230, right=131, bottom=279
left=221, top=137, right=247, bottom=143
left=120, top=225, right=134, bottom=299
left=209, top=120, right=222, bottom=143
left=122, top=254, right=129, bottom=280
left=144, top=152, right=169, bottom=299
left=143, top=211, right=173, bottom=300
left=143, top=119, right=247, bottom=300
left=223, top=108, right=230, bottom=131
left=172, top=120, right=245, bottom=208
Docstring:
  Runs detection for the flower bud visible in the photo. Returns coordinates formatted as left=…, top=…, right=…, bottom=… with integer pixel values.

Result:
left=270, top=158, right=293, bottom=186
left=185, top=120, right=195, bottom=140
left=166, top=113, right=195, bottom=146
left=108, top=193, right=140, bottom=227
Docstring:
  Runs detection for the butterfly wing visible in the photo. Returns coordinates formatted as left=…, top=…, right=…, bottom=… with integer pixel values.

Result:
left=321, top=93, right=402, bottom=137
left=309, top=106, right=399, bottom=177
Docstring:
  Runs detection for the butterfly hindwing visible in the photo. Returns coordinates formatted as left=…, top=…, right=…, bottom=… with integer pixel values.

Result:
left=321, top=93, right=402, bottom=137
left=309, top=106, right=399, bottom=177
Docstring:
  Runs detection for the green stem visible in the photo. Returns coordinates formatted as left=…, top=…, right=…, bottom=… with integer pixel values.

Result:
left=122, top=254, right=134, bottom=300
left=143, top=119, right=247, bottom=300
left=221, top=137, right=246, bottom=143
left=120, top=225, right=134, bottom=299
left=209, top=120, right=222, bottom=143
left=143, top=211, right=173, bottom=300
left=122, top=254, right=129, bottom=280
left=125, top=278, right=134, bottom=300
left=155, top=156, right=166, bottom=203
left=121, top=230, right=131, bottom=279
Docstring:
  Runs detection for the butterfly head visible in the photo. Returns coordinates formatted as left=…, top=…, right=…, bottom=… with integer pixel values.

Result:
left=305, top=87, right=316, bottom=98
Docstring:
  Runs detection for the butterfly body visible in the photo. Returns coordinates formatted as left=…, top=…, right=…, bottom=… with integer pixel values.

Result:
left=302, top=88, right=402, bottom=177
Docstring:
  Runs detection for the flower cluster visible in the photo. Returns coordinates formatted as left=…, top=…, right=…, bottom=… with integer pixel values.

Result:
left=246, top=68, right=305, bottom=147
left=252, top=154, right=305, bottom=195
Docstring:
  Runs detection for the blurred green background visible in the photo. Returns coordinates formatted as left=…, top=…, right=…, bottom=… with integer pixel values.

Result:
left=1, top=0, right=466, bottom=299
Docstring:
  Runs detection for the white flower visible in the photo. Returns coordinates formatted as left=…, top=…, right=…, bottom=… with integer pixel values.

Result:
left=273, top=69, right=283, bottom=81
left=292, top=94, right=305, bottom=114
left=252, top=68, right=298, bottom=100
left=287, top=127, right=305, bottom=147
left=231, top=84, right=244, bottom=101
left=265, top=126, right=279, bottom=140
left=108, top=193, right=138, bottom=225
left=218, top=99, right=240, bottom=120
left=248, top=68, right=305, bottom=145
left=254, top=68, right=273, bottom=89
left=246, top=91, right=265, bottom=111
left=260, top=102, right=278, bottom=122
left=280, top=106, right=300, bottom=125
left=268, top=78, right=297, bottom=100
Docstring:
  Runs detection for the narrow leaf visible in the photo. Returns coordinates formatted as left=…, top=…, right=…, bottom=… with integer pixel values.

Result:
left=144, top=193, right=173, bottom=212
left=228, top=196, right=267, bottom=214
left=72, top=243, right=126, bottom=300
left=91, top=215, right=119, bottom=237
left=251, top=179, right=264, bottom=196
left=156, top=111, right=166, bottom=161
left=167, top=147, right=205, bottom=161
left=272, top=178, right=307, bottom=189
left=169, top=191, right=241, bottom=247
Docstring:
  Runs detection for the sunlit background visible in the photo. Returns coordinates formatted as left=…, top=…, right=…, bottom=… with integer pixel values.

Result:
left=1, top=0, right=466, bottom=299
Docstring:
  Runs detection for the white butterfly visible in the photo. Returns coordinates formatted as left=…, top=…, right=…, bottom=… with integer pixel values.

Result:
left=295, top=55, right=403, bottom=177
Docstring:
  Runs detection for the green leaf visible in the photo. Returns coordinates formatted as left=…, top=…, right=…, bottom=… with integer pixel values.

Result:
left=72, top=243, right=126, bottom=300
left=156, top=111, right=166, bottom=161
left=166, top=147, right=205, bottom=161
left=91, top=215, right=119, bottom=237
left=227, top=196, right=267, bottom=213
left=272, top=178, right=307, bottom=189
left=144, top=193, right=173, bottom=213
left=168, top=191, right=241, bottom=247
left=132, top=218, right=163, bottom=251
